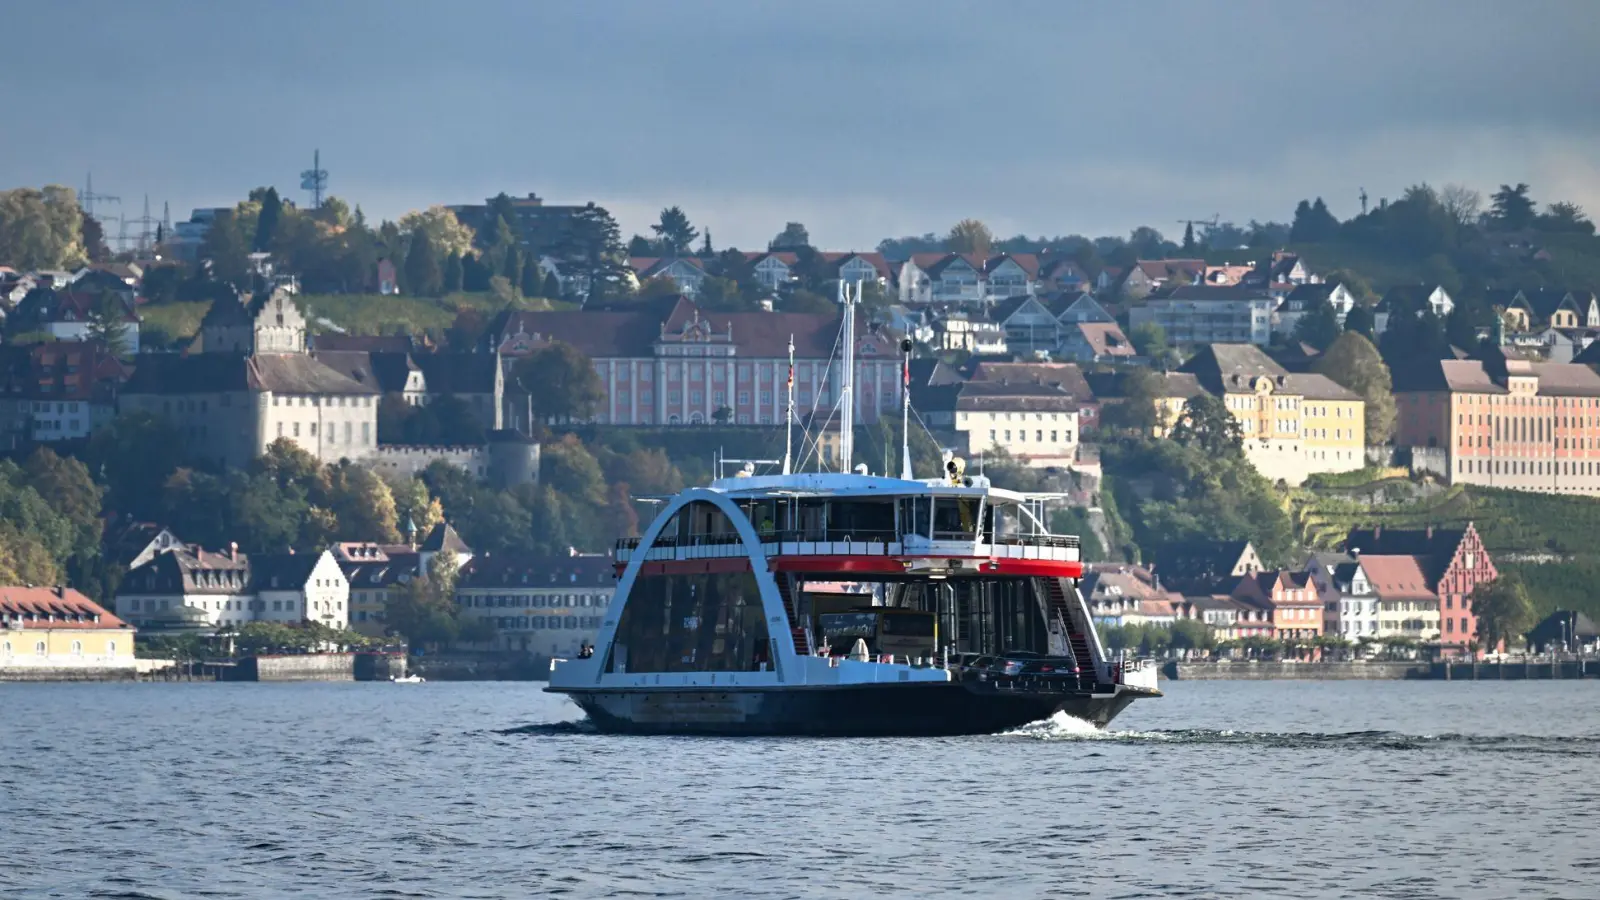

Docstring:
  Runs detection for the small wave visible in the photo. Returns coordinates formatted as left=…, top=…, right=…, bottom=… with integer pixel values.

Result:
left=1003, top=711, right=1169, bottom=741
left=492, top=720, right=596, bottom=736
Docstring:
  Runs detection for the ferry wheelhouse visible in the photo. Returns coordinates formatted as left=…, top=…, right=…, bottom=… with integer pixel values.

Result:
left=545, top=280, right=1159, bottom=735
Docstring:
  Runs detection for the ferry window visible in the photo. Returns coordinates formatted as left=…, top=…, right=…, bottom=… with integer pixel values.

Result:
left=898, top=497, right=930, bottom=538
left=934, top=498, right=980, bottom=539
left=608, top=571, right=772, bottom=674
left=828, top=501, right=895, bottom=540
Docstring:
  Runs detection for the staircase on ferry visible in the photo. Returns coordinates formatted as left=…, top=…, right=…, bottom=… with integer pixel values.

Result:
left=1042, top=577, right=1102, bottom=691
left=776, top=574, right=811, bottom=655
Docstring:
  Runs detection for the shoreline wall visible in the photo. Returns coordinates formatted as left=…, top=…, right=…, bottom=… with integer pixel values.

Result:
left=1165, top=661, right=1423, bottom=680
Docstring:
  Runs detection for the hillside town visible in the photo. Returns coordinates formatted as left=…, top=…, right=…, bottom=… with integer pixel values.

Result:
left=4, top=179, right=1600, bottom=680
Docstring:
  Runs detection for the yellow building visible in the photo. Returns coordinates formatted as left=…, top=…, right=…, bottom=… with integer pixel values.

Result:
left=0, top=586, right=137, bottom=676
left=1152, top=344, right=1365, bottom=485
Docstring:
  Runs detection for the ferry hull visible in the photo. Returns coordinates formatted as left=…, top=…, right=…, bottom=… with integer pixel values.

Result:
left=548, top=683, right=1153, bottom=737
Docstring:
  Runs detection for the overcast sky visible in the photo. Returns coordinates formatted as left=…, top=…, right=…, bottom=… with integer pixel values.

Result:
left=4, top=0, right=1597, bottom=250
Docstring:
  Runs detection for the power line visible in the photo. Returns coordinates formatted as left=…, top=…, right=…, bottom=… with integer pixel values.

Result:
left=81, top=172, right=120, bottom=219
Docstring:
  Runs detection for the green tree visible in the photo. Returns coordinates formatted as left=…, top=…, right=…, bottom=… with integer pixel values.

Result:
left=254, top=187, right=282, bottom=251
left=519, top=253, right=543, bottom=297
left=1100, top=368, right=1164, bottom=435
left=556, top=203, right=630, bottom=302
left=542, top=270, right=563, bottom=300
left=404, top=226, right=442, bottom=297
left=443, top=251, right=464, bottom=293
left=514, top=341, right=606, bottom=423
left=1343, top=304, right=1375, bottom=338
left=385, top=553, right=463, bottom=646
left=85, top=412, right=185, bottom=520
left=1470, top=574, right=1535, bottom=652
left=1128, top=322, right=1171, bottom=365
left=199, top=210, right=251, bottom=286
left=0, top=185, right=87, bottom=269
left=542, top=435, right=607, bottom=505
left=1313, top=331, right=1395, bottom=445
left=769, top=222, right=812, bottom=251
left=398, top=205, right=476, bottom=259
left=945, top=218, right=994, bottom=257
left=1538, top=201, right=1595, bottom=235
left=651, top=206, right=699, bottom=256
left=1169, top=394, right=1243, bottom=457
left=1490, top=183, right=1536, bottom=230
left=1289, top=197, right=1340, bottom=242
left=1181, top=222, right=1196, bottom=252
left=327, top=462, right=401, bottom=543
left=1292, top=299, right=1342, bottom=350
left=82, top=211, right=111, bottom=262
left=85, top=290, right=132, bottom=356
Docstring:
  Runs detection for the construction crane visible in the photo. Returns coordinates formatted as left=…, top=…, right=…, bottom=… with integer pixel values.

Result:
left=81, top=173, right=120, bottom=219
left=1176, top=215, right=1219, bottom=231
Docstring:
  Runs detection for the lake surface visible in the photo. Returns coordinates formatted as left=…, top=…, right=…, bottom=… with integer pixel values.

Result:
left=3, top=680, right=1598, bottom=899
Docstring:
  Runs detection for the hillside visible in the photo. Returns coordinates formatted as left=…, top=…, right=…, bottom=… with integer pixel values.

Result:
left=136, top=291, right=572, bottom=347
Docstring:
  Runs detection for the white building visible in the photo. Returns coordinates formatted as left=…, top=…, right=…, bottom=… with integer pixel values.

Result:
left=120, top=287, right=381, bottom=470
left=115, top=546, right=351, bottom=631
left=454, top=552, right=616, bottom=656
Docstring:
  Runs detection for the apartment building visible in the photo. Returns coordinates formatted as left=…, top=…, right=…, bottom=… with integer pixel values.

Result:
left=1129, top=285, right=1275, bottom=346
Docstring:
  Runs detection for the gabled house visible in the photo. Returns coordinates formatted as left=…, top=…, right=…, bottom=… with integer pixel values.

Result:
left=967, top=360, right=1099, bottom=430
left=1055, top=292, right=1114, bottom=325
left=1521, top=288, right=1586, bottom=331
left=747, top=252, right=798, bottom=291
left=1060, top=322, right=1135, bottom=364
left=1037, top=258, right=1089, bottom=294
left=628, top=257, right=708, bottom=297
left=993, top=295, right=1062, bottom=355
left=983, top=253, right=1039, bottom=300
left=6, top=287, right=141, bottom=353
left=924, top=254, right=985, bottom=305
left=1231, top=569, right=1324, bottom=643
left=1343, top=523, right=1495, bottom=652
left=1374, top=285, right=1454, bottom=334
left=1275, top=283, right=1356, bottom=337
left=1149, top=539, right=1264, bottom=595
left=826, top=252, right=893, bottom=287
left=1120, top=259, right=1207, bottom=299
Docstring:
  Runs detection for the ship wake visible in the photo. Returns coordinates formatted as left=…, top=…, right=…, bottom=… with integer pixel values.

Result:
left=1001, top=716, right=1600, bottom=755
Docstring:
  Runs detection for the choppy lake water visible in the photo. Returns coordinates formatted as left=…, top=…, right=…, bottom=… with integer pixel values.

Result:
left=3, top=680, right=1598, bottom=899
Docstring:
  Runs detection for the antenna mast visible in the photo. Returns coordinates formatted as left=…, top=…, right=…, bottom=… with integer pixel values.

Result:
left=300, top=149, right=328, bottom=209
left=783, top=333, right=795, bottom=475
left=838, top=279, right=859, bottom=473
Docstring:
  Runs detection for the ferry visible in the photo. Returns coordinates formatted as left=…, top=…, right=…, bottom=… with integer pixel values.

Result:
left=545, top=283, right=1160, bottom=735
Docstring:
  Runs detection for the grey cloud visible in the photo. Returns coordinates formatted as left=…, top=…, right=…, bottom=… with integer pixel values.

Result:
left=2, top=0, right=1595, bottom=248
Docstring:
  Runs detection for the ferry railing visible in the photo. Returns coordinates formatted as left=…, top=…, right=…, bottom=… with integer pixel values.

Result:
left=616, top=530, right=1083, bottom=561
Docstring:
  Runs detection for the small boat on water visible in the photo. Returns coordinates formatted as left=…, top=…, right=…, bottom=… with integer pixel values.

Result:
left=545, top=282, right=1160, bottom=736
left=391, top=674, right=425, bottom=684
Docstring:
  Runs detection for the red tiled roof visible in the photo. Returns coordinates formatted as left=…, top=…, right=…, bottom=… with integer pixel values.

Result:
left=1074, top=322, right=1135, bottom=357
left=1357, top=555, right=1438, bottom=602
left=494, top=299, right=891, bottom=360
left=0, top=586, right=128, bottom=629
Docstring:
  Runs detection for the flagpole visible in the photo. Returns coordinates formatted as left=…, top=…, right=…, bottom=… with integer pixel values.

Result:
left=783, top=333, right=794, bottom=475
left=900, top=337, right=914, bottom=480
